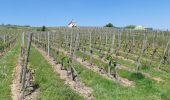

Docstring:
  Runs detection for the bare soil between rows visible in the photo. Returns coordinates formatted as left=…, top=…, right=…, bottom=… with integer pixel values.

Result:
left=11, top=54, right=39, bottom=100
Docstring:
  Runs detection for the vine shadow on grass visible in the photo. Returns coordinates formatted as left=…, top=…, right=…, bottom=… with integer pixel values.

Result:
left=130, top=72, right=145, bottom=80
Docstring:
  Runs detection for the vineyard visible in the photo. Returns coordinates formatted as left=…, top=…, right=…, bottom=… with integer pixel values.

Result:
left=0, top=27, right=170, bottom=100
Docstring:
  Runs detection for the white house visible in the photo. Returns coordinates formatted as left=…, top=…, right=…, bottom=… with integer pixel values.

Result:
left=68, top=20, right=77, bottom=28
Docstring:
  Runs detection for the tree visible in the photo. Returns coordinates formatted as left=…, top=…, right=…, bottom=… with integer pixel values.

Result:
left=105, top=23, right=114, bottom=27
left=41, top=26, right=46, bottom=31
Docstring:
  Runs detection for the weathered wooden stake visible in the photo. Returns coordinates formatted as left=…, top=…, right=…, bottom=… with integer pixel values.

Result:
left=70, top=31, right=73, bottom=56
left=89, top=31, right=93, bottom=65
left=21, top=33, right=33, bottom=90
left=48, top=32, right=50, bottom=56
left=158, top=39, right=170, bottom=69
left=22, top=32, right=25, bottom=47
left=111, top=32, right=115, bottom=53
left=136, top=34, right=147, bottom=73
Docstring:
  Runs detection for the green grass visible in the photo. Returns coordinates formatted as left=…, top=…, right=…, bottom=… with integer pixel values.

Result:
left=77, top=50, right=170, bottom=99
left=52, top=47, right=170, bottom=100
left=29, top=47, right=84, bottom=100
left=0, top=43, right=20, bottom=100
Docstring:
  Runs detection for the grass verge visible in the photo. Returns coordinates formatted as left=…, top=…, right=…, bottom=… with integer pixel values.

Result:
left=0, top=43, right=20, bottom=100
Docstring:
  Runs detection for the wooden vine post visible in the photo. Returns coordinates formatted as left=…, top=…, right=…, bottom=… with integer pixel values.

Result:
left=48, top=32, right=50, bottom=56
left=118, top=30, right=122, bottom=51
left=106, top=55, right=112, bottom=75
left=21, top=33, right=33, bottom=90
left=22, top=32, right=25, bottom=47
left=89, top=31, right=93, bottom=65
left=105, top=31, right=108, bottom=45
left=158, top=39, right=170, bottom=70
left=44, top=33, right=47, bottom=51
left=70, top=33, right=79, bottom=81
left=110, top=32, right=115, bottom=54
left=132, top=32, right=135, bottom=47
left=136, top=33, right=147, bottom=73
left=20, top=33, right=25, bottom=83
left=124, top=30, right=129, bottom=52
left=21, top=32, right=25, bottom=57
left=152, top=31, right=156, bottom=49
left=149, top=31, right=158, bottom=67
left=70, top=31, right=73, bottom=56
left=38, top=32, right=40, bottom=47
left=107, top=32, right=117, bottom=76
left=3, top=35, right=6, bottom=52
left=82, top=34, right=86, bottom=62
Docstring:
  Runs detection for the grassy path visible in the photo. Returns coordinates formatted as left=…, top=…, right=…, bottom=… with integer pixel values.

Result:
left=29, top=47, right=84, bottom=100
left=0, top=43, right=20, bottom=100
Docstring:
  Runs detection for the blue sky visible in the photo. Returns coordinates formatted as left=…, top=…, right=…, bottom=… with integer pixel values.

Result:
left=0, top=0, right=169, bottom=29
